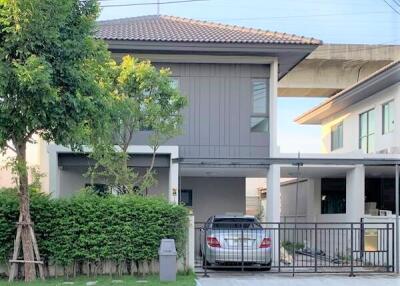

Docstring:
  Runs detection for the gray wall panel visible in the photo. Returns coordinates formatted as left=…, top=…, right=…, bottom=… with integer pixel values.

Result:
left=133, top=63, right=270, bottom=158
left=181, top=176, right=245, bottom=222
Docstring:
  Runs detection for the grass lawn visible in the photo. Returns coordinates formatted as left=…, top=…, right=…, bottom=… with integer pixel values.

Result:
left=0, top=274, right=196, bottom=286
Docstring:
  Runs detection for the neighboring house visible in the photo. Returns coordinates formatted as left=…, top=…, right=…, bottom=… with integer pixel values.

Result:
left=246, top=44, right=400, bottom=224
left=281, top=61, right=400, bottom=223
left=245, top=178, right=266, bottom=216
left=296, top=61, right=400, bottom=155
left=0, top=15, right=321, bottom=223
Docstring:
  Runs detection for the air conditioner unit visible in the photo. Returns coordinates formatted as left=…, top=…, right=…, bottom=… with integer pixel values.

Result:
left=379, top=210, right=392, bottom=216
left=377, top=147, right=400, bottom=154
left=377, top=148, right=389, bottom=154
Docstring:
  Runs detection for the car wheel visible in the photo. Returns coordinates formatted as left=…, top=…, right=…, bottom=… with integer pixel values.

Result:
left=261, top=262, right=271, bottom=271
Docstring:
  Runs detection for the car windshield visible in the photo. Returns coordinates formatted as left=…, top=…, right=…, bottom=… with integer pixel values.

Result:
left=212, top=218, right=262, bottom=229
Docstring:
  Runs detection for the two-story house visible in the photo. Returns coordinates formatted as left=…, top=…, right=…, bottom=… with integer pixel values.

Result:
left=283, top=61, right=400, bottom=224
left=0, top=15, right=321, bottom=222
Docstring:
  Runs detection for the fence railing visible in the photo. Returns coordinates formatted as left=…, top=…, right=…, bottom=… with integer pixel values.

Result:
left=194, top=221, right=395, bottom=276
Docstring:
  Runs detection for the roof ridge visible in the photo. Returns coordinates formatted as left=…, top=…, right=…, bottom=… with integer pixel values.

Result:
left=97, top=15, right=158, bottom=24
left=161, top=15, right=320, bottom=44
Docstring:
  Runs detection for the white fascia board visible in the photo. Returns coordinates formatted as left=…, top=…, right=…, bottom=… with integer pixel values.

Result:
left=48, top=144, right=179, bottom=158
left=278, top=151, right=400, bottom=160
left=118, top=53, right=277, bottom=65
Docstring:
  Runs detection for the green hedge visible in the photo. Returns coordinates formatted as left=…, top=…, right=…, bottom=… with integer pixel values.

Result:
left=0, top=189, right=188, bottom=267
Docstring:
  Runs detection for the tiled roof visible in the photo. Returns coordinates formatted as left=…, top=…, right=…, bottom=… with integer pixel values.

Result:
left=96, top=15, right=321, bottom=45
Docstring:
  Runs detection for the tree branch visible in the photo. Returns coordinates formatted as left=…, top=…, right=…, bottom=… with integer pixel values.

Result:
left=24, top=129, right=36, bottom=142
left=6, top=143, right=17, bottom=153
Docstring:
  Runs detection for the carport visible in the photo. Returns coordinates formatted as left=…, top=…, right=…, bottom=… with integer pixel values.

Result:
left=176, top=155, right=400, bottom=276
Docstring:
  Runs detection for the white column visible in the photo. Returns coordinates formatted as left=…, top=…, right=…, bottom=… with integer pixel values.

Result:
left=186, top=214, right=195, bottom=271
left=47, top=144, right=60, bottom=198
left=268, top=59, right=279, bottom=157
left=169, top=159, right=179, bottom=204
left=266, top=164, right=281, bottom=265
left=266, top=164, right=281, bottom=222
left=346, top=164, right=365, bottom=222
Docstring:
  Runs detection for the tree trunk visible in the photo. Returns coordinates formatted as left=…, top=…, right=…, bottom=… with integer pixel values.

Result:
left=15, top=141, right=37, bottom=281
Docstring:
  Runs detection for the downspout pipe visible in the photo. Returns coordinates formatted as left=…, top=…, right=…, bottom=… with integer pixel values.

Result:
left=396, top=164, right=399, bottom=274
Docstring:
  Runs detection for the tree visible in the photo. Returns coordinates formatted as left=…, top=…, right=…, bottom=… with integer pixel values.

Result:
left=0, top=0, right=112, bottom=281
left=87, top=55, right=187, bottom=194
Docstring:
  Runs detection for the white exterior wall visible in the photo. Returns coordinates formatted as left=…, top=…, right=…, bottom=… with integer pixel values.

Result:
left=280, top=179, right=316, bottom=223
left=321, top=82, right=400, bottom=154
left=281, top=166, right=366, bottom=223
left=0, top=137, right=50, bottom=192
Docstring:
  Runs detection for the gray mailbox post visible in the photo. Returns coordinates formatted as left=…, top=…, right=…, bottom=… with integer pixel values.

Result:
left=159, top=239, right=177, bottom=281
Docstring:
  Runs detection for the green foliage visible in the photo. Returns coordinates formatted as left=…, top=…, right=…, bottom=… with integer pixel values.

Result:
left=0, top=0, right=113, bottom=149
left=0, top=1, right=118, bottom=280
left=0, top=189, right=188, bottom=266
left=281, top=240, right=305, bottom=254
left=87, top=56, right=188, bottom=194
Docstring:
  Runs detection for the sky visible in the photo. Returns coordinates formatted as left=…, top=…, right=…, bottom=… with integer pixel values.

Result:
left=98, top=0, right=400, bottom=153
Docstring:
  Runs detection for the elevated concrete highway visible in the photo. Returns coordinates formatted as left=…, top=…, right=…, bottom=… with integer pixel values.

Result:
left=279, top=44, right=400, bottom=97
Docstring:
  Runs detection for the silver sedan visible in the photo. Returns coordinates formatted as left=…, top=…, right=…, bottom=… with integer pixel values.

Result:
left=200, top=215, right=272, bottom=269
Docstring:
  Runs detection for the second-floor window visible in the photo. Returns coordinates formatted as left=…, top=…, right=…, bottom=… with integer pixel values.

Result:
left=170, top=77, right=179, bottom=90
left=359, top=109, right=375, bottom=153
left=382, top=100, right=394, bottom=134
left=250, top=79, right=268, bottom=132
left=330, top=122, right=343, bottom=151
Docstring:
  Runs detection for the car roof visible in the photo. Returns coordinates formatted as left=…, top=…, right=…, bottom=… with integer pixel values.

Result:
left=213, top=214, right=257, bottom=219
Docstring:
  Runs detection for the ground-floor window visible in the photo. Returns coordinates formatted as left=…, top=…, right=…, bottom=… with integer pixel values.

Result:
left=179, top=189, right=193, bottom=207
left=321, top=178, right=346, bottom=214
left=85, top=183, right=108, bottom=195
left=365, top=178, right=398, bottom=215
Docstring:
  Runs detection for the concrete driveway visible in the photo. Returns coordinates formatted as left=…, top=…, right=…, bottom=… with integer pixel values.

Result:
left=196, top=273, right=400, bottom=286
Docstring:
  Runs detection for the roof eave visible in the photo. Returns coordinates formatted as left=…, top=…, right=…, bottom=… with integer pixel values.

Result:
left=102, top=38, right=319, bottom=53
left=102, top=38, right=319, bottom=79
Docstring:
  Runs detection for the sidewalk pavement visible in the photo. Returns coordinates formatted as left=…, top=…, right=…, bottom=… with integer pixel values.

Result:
left=196, top=273, right=400, bottom=286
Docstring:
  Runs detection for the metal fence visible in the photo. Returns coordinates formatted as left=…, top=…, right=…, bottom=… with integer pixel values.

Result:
left=195, top=221, right=395, bottom=276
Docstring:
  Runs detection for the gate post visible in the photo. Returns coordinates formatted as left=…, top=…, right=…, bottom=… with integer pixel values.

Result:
left=314, top=223, right=318, bottom=273
left=386, top=223, right=390, bottom=272
left=350, top=223, right=355, bottom=277
left=186, top=215, right=195, bottom=271
left=278, top=223, right=281, bottom=272
left=241, top=225, right=244, bottom=272
left=203, top=226, right=209, bottom=277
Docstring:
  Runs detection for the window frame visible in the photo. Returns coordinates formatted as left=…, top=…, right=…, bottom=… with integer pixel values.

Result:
left=382, top=100, right=395, bottom=134
left=170, top=77, right=180, bottom=90
left=321, top=178, right=346, bottom=214
left=330, top=121, right=343, bottom=151
left=179, top=189, right=193, bottom=207
left=359, top=108, right=375, bottom=153
left=250, top=78, right=268, bottom=133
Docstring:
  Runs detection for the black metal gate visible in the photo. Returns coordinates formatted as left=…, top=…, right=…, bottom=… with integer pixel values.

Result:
left=195, top=221, right=395, bottom=276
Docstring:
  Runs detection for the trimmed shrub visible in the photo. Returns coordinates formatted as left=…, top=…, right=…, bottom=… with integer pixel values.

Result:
left=0, top=189, right=188, bottom=271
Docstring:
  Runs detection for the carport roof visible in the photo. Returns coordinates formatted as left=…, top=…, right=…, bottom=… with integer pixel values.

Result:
left=176, top=156, right=400, bottom=167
